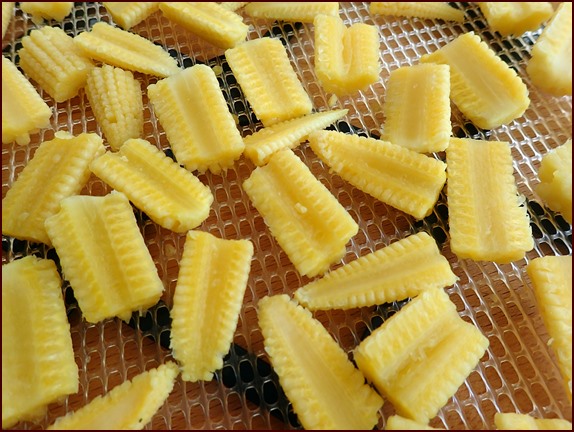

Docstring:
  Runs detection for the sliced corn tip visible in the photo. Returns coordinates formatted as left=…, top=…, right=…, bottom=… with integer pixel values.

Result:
left=370, top=2, right=464, bottom=22
left=385, top=415, right=443, bottom=430
left=477, top=2, right=553, bottom=36
left=2, top=2, right=14, bottom=39
left=244, top=2, right=339, bottom=23
left=494, top=413, right=572, bottom=430
left=20, top=2, right=73, bottom=24
left=103, top=2, right=160, bottom=30
left=218, top=2, right=248, bottom=12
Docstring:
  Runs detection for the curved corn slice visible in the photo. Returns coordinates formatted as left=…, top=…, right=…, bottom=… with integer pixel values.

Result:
left=218, top=3, right=248, bottom=12
left=103, top=2, right=160, bottom=30
left=308, top=130, right=446, bottom=220
left=243, top=149, right=358, bottom=277
left=258, top=295, right=383, bottom=430
left=382, top=64, right=451, bottom=153
left=494, top=413, right=572, bottom=430
left=148, top=64, right=244, bottom=174
left=477, top=2, right=553, bottom=36
left=20, top=2, right=73, bottom=24
left=171, top=231, right=253, bottom=382
left=370, top=2, right=464, bottom=22
left=2, top=257, right=78, bottom=429
left=74, top=22, right=181, bottom=78
left=48, top=362, right=179, bottom=430
left=385, top=415, right=443, bottom=430
left=2, top=2, right=14, bottom=39
left=2, top=132, right=105, bottom=245
left=225, top=37, right=312, bottom=126
left=2, top=56, right=52, bottom=146
left=354, top=288, right=488, bottom=424
left=536, top=140, right=572, bottom=224
left=420, top=32, right=529, bottom=130
left=44, top=191, right=164, bottom=323
left=244, top=109, right=348, bottom=166
left=244, top=2, right=339, bottom=23
left=446, top=137, right=533, bottom=263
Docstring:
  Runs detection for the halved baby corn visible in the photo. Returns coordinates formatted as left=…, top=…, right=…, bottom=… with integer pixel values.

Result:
left=477, top=2, right=553, bottom=36
left=385, top=415, right=443, bottom=430
left=2, top=2, right=14, bottom=39
left=370, top=2, right=464, bottom=22
left=536, top=140, right=572, bottom=224
left=20, top=2, right=73, bottom=24
left=103, top=2, right=160, bottom=30
left=218, top=3, right=248, bottom=12
left=494, top=413, right=572, bottom=430
left=244, top=2, right=339, bottom=23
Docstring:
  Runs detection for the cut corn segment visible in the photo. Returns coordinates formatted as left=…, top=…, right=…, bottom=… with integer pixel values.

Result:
left=420, top=32, right=530, bottom=129
left=446, top=137, right=533, bottom=263
left=225, top=37, right=312, bottom=126
left=218, top=2, right=248, bottom=12
left=244, top=109, right=348, bottom=166
left=308, top=130, right=446, bottom=220
left=48, top=362, right=179, bottom=430
left=103, top=2, right=160, bottom=30
left=385, top=415, right=443, bottom=430
left=536, top=140, right=572, bottom=224
left=477, top=2, right=553, bottom=36
left=244, top=2, right=339, bottom=23
left=370, top=2, right=464, bottom=22
left=354, top=288, right=489, bottom=424
left=494, top=413, right=572, bottom=430
left=44, top=191, right=164, bottom=323
left=2, top=132, right=105, bottom=245
left=2, top=257, right=78, bottom=429
left=294, top=232, right=457, bottom=310
left=258, top=295, right=384, bottom=430
left=2, top=2, right=14, bottom=39
left=148, top=64, right=244, bottom=173
left=171, top=231, right=253, bottom=382
left=20, top=2, right=73, bottom=24
left=74, top=22, right=181, bottom=78
left=243, top=149, right=358, bottom=277
left=383, top=64, right=451, bottom=153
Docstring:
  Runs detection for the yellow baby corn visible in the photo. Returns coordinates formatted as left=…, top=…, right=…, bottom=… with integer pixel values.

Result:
left=2, top=2, right=14, bottom=39
left=494, top=413, right=572, bottom=430
left=244, top=2, right=339, bottom=23
left=225, top=37, right=312, bottom=126
left=218, top=3, right=248, bottom=12
left=536, top=140, right=572, bottom=224
left=421, top=32, right=530, bottom=129
left=308, top=130, right=447, bottom=220
left=258, top=295, right=384, bottom=430
left=385, top=416, right=443, bottom=430
left=148, top=64, right=244, bottom=173
left=477, top=2, right=553, bottom=36
left=103, top=2, right=160, bottom=30
left=2, top=257, right=78, bottom=429
left=370, top=2, right=464, bottom=22
left=20, top=2, right=73, bottom=24
left=2, top=132, right=105, bottom=245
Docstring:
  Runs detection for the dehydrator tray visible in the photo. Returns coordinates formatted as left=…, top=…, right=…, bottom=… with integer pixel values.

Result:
left=2, top=2, right=572, bottom=430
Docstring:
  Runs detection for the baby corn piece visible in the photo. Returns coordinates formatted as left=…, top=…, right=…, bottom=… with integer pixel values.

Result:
left=477, top=2, right=553, bottom=36
left=536, top=140, right=572, bottom=224
left=103, top=2, right=160, bottom=30
left=382, top=63, right=451, bottom=153
left=494, top=413, right=572, bottom=430
left=370, top=2, right=464, bottom=22
left=354, top=288, right=489, bottom=424
left=48, top=362, right=179, bottom=430
left=420, top=32, right=529, bottom=130
left=2, top=2, right=14, bottom=39
left=2, top=132, right=105, bottom=245
left=294, top=232, right=457, bottom=310
left=218, top=3, right=248, bottom=12
left=2, top=56, right=52, bottom=146
left=308, top=130, right=446, bottom=220
left=244, top=2, right=339, bottom=23
left=225, top=37, right=313, bottom=126
left=2, top=257, right=78, bottom=429
left=148, top=64, right=244, bottom=174
left=159, top=2, right=248, bottom=50
left=44, top=191, right=164, bottom=323
left=20, top=2, right=73, bottom=24
left=258, top=295, right=384, bottom=430
left=170, top=231, right=253, bottom=382
left=314, top=14, right=380, bottom=96
left=386, top=415, right=443, bottom=430
left=74, top=22, right=181, bottom=78
left=244, top=109, right=348, bottom=166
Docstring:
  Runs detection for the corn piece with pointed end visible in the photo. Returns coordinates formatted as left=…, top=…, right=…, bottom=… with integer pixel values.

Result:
left=536, top=140, right=572, bottom=224
left=244, top=2, right=339, bottom=23
left=74, top=22, right=181, bottom=78
left=20, top=2, right=73, bottom=24
left=48, top=362, right=179, bottom=430
left=2, top=257, right=78, bottom=429
left=385, top=415, right=443, bottom=430
left=421, top=32, right=529, bottom=129
left=2, top=2, right=14, bottom=39
left=370, top=2, right=464, bottom=22
left=494, top=413, right=572, bottom=430
left=103, top=2, right=160, bottom=30
left=477, top=2, right=553, bottom=36
left=218, top=2, right=248, bottom=12
left=258, top=295, right=383, bottom=430
left=225, top=37, right=312, bottom=126
left=2, top=132, right=105, bottom=245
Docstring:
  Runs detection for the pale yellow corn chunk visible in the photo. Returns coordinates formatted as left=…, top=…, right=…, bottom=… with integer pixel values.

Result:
left=314, top=14, right=380, bottom=96
left=2, top=56, right=52, bottom=146
left=308, top=130, right=446, bottom=220
left=494, top=413, right=572, bottom=430
left=2, top=257, right=78, bottom=429
left=244, top=109, right=348, bottom=166
left=2, top=3, right=14, bottom=39
left=2, top=132, right=105, bottom=245
left=74, top=22, right=181, bottom=78
left=446, top=138, right=534, bottom=263
left=48, top=362, right=179, bottom=430
left=477, top=2, right=553, bottom=36
left=383, top=63, right=451, bottom=153
left=103, top=2, right=160, bottom=30
left=243, top=149, right=358, bottom=277
left=386, top=415, right=443, bottom=430
left=244, top=2, right=339, bottom=23
left=225, top=37, right=312, bottom=126
left=171, top=231, right=253, bottom=382
left=536, top=140, right=572, bottom=224
left=44, top=191, right=164, bottom=323
left=218, top=3, right=248, bottom=12
left=20, top=2, right=73, bottom=24
left=258, top=295, right=383, bottom=430
left=148, top=64, right=244, bottom=173
left=421, top=32, right=530, bottom=129
left=370, top=2, right=464, bottom=22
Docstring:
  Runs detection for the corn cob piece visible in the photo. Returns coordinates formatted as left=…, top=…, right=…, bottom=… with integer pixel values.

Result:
left=103, top=2, right=160, bottom=30
left=218, top=3, right=248, bottom=12
left=494, top=413, right=572, bottom=430
left=244, top=2, right=339, bottom=23
left=420, top=32, right=530, bottom=130
left=354, top=288, right=489, bottom=424
left=74, top=22, right=181, bottom=78
left=20, top=2, right=73, bottom=24
left=536, top=140, right=572, bottom=224
left=2, top=132, right=105, bottom=245
left=386, top=415, right=443, bottom=430
left=2, top=256, right=78, bottom=429
left=370, top=2, right=464, bottom=22
left=44, top=191, right=164, bottom=323
left=314, top=14, right=380, bottom=96
left=477, top=2, right=553, bottom=36
left=308, top=130, right=446, bottom=220
left=2, top=56, right=52, bottom=146
left=446, top=137, right=533, bottom=263
left=2, top=2, right=14, bottom=39
left=48, top=362, right=179, bottom=430
left=148, top=64, right=244, bottom=174
left=171, top=231, right=253, bottom=382
left=225, top=37, right=312, bottom=126
left=258, top=295, right=384, bottom=430
left=244, top=109, right=348, bottom=166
